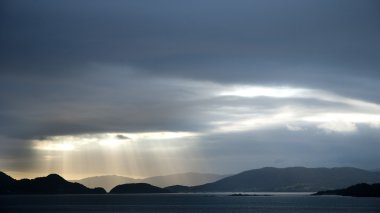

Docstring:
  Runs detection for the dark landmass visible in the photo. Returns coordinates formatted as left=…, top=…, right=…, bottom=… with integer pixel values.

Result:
left=0, top=172, right=106, bottom=194
left=72, top=172, right=227, bottom=191
left=70, top=175, right=139, bottom=192
left=169, top=167, right=380, bottom=192
left=142, top=172, right=227, bottom=188
left=0, top=171, right=17, bottom=194
left=110, top=183, right=171, bottom=194
left=313, top=183, right=380, bottom=197
left=229, top=193, right=273, bottom=196
left=3, top=167, right=380, bottom=194
left=164, top=185, right=192, bottom=193
left=0, top=171, right=16, bottom=184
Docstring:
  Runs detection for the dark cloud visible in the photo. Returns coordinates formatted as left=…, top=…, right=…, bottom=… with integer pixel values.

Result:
left=195, top=126, right=380, bottom=173
left=1, top=1, right=379, bottom=101
left=1, top=0, right=380, bottom=177
left=116, top=135, right=130, bottom=140
left=0, top=68, right=219, bottom=139
left=0, top=136, right=37, bottom=172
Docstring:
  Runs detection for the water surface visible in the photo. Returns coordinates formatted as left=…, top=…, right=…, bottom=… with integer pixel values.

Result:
left=1, top=193, right=379, bottom=212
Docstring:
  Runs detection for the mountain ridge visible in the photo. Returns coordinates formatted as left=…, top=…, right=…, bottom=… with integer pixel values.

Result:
left=0, top=173, right=106, bottom=194
left=3, top=167, right=380, bottom=194
left=314, top=183, right=380, bottom=197
left=72, top=172, right=227, bottom=191
left=170, top=167, right=380, bottom=192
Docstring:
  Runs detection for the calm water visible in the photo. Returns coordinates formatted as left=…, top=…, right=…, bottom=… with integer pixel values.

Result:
left=1, top=193, right=379, bottom=212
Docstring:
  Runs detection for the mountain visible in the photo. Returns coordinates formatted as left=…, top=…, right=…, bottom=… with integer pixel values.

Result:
left=314, top=183, right=380, bottom=197
left=4, top=167, right=379, bottom=194
left=182, top=167, right=380, bottom=192
left=0, top=171, right=17, bottom=194
left=71, top=175, right=138, bottom=192
left=110, top=183, right=170, bottom=194
left=142, top=172, right=227, bottom=188
left=0, top=171, right=16, bottom=183
left=0, top=172, right=106, bottom=194
left=73, top=172, right=226, bottom=191
left=164, top=185, right=191, bottom=192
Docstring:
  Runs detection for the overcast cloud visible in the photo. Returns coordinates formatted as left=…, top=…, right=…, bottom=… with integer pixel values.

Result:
left=1, top=0, right=380, bottom=179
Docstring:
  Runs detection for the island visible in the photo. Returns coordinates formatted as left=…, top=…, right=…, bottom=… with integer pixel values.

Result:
left=313, top=183, right=380, bottom=197
left=0, top=172, right=106, bottom=194
left=229, top=193, right=272, bottom=196
left=109, top=183, right=171, bottom=194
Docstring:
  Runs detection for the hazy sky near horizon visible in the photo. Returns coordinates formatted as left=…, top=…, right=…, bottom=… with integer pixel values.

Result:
left=1, top=0, right=380, bottom=179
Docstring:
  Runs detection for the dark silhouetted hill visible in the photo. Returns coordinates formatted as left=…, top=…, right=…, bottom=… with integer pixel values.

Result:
left=73, top=172, right=226, bottom=191
left=71, top=175, right=139, bottom=192
left=164, top=185, right=191, bottom=193
left=0, top=172, right=106, bottom=194
left=0, top=171, right=16, bottom=183
left=142, top=172, right=227, bottom=188
left=110, top=183, right=170, bottom=194
left=4, top=167, right=380, bottom=194
left=0, top=171, right=17, bottom=194
left=186, top=167, right=380, bottom=192
left=314, top=183, right=380, bottom=197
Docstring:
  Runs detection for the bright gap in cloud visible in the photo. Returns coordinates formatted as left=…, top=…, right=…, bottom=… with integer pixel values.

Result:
left=34, top=142, right=76, bottom=151
left=217, top=86, right=308, bottom=98
left=304, top=113, right=380, bottom=133
left=213, top=84, right=380, bottom=133
left=317, top=121, right=357, bottom=133
left=31, top=131, right=202, bottom=179
left=32, top=132, right=198, bottom=151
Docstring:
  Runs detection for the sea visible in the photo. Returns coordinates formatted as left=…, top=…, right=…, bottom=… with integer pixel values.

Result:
left=1, top=193, right=379, bottom=212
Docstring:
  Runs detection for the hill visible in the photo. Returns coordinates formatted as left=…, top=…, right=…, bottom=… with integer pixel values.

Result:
left=142, top=172, right=227, bottom=188
left=165, top=185, right=191, bottom=192
left=71, top=175, right=138, bottom=192
left=4, top=167, right=380, bottom=194
left=184, top=167, right=380, bottom=192
left=0, top=171, right=17, bottom=194
left=0, top=172, right=106, bottom=194
left=110, top=183, right=170, bottom=194
left=314, top=183, right=380, bottom=197
left=73, top=172, right=226, bottom=191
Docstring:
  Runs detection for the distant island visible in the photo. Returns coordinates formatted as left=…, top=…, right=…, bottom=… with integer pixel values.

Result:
left=0, top=172, right=106, bottom=194
left=71, top=172, right=227, bottom=192
left=229, top=193, right=272, bottom=197
left=164, top=185, right=191, bottom=192
left=2, top=167, right=380, bottom=194
left=313, top=183, right=380, bottom=197
left=168, top=167, right=380, bottom=192
left=110, top=183, right=170, bottom=194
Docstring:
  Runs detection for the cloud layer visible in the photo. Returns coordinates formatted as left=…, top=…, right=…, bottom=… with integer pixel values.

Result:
left=1, top=0, right=380, bottom=178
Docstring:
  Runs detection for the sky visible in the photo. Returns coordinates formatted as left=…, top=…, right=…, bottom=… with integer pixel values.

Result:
left=1, top=0, right=380, bottom=180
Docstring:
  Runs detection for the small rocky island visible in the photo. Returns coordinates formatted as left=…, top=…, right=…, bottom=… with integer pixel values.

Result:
left=313, top=183, right=380, bottom=197
left=229, top=193, right=272, bottom=196
left=110, top=183, right=171, bottom=194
